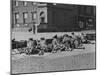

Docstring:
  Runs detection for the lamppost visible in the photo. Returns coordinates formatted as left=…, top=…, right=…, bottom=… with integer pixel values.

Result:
left=33, top=2, right=40, bottom=34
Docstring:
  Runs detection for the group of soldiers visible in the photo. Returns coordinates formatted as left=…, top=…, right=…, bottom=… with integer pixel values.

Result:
left=24, top=32, right=88, bottom=55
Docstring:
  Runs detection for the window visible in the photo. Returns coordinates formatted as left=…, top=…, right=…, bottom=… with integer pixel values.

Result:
left=15, top=13, right=19, bottom=24
left=53, top=3, right=56, bottom=5
left=93, top=7, right=96, bottom=16
left=40, top=11, right=45, bottom=23
left=86, top=6, right=92, bottom=15
left=23, top=1, right=27, bottom=6
left=23, top=12, right=28, bottom=18
left=23, top=12, right=28, bottom=24
left=41, top=17, right=45, bottom=23
left=15, top=1, right=18, bottom=6
left=39, top=2, right=45, bottom=4
left=32, top=2, right=37, bottom=5
left=31, top=12, right=37, bottom=20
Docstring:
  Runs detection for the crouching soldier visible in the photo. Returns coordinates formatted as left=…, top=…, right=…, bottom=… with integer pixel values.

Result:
left=26, top=38, right=34, bottom=55
left=79, top=33, right=86, bottom=43
left=62, top=34, right=72, bottom=51
left=38, top=38, right=46, bottom=55
left=71, top=32, right=79, bottom=49
left=52, top=35, right=60, bottom=53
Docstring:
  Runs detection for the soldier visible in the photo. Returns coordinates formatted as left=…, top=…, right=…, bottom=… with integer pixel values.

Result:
left=52, top=35, right=59, bottom=53
left=71, top=32, right=79, bottom=49
left=71, top=32, right=77, bottom=40
left=26, top=38, right=34, bottom=55
left=80, top=33, right=86, bottom=43
left=38, top=37, right=46, bottom=55
left=62, top=34, right=71, bottom=51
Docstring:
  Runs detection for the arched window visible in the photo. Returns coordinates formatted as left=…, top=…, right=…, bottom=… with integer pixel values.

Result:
left=40, top=11, right=44, bottom=16
left=41, top=17, right=45, bottom=23
left=40, top=11, right=45, bottom=24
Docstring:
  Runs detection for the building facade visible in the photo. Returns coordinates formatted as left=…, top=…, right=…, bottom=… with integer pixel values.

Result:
left=11, top=0, right=48, bottom=32
left=77, top=5, right=96, bottom=30
left=11, top=0, right=96, bottom=32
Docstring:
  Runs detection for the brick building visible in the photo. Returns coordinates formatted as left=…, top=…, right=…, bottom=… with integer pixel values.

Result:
left=11, top=0, right=96, bottom=32
left=11, top=0, right=48, bottom=32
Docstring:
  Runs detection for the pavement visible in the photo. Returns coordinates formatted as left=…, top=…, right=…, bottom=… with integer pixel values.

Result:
left=12, top=30, right=95, bottom=41
left=11, top=43, right=96, bottom=74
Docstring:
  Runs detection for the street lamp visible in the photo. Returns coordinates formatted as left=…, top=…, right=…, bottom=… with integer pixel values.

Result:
left=33, top=2, right=40, bottom=34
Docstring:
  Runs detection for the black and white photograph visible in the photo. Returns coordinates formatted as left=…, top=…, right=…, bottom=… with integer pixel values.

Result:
left=11, top=0, right=96, bottom=74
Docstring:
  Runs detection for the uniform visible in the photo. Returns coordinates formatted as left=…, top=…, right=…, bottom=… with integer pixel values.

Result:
left=27, top=40, right=34, bottom=54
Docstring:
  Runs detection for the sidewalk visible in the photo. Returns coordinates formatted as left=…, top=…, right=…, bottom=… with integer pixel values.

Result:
left=12, top=30, right=95, bottom=41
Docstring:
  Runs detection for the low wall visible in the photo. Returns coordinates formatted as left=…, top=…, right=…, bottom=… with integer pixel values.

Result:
left=12, top=51, right=96, bottom=74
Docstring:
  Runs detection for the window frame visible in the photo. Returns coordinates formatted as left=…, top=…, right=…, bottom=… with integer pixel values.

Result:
left=15, top=1, right=19, bottom=6
left=23, top=1, right=27, bottom=6
left=15, top=12, right=19, bottom=24
left=23, top=12, right=28, bottom=24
